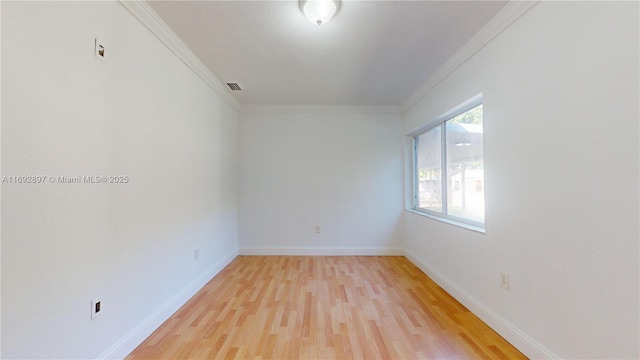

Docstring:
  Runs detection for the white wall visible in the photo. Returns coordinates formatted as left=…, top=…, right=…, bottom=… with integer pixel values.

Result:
left=1, top=2, right=238, bottom=359
left=238, top=109, right=404, bottom=254
left=403, top=2, right=639, bottom=359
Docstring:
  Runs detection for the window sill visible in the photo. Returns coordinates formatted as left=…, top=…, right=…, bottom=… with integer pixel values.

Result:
left=405, top=209, right=486, bottom=234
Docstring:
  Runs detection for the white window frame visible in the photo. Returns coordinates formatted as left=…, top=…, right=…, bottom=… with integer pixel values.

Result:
left=410, top=94, right=485, bottom=233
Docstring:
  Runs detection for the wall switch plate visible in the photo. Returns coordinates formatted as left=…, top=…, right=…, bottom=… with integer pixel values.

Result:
left=500, top=272, right=510, bottom=290
left=91, top=299, right=103, bottom=319
left=314, top=225, right=320, bottom=233
left=194, top=249, right=199, bottom=260
left=94, top=38, right=105, bottom=61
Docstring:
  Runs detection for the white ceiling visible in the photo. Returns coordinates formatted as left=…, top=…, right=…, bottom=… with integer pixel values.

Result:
left=147, top=0, right=508, bottom=106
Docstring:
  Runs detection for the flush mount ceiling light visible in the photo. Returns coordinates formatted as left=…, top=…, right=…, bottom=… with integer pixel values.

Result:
left=300, top=0, right=340, bottom=25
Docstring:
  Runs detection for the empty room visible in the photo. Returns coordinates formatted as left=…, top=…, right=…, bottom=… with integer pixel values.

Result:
left=1, top=0, right=638, bottom=359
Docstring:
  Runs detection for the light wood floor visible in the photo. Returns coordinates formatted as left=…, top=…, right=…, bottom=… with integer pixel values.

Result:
left=127, top=256, right=526, bottom=359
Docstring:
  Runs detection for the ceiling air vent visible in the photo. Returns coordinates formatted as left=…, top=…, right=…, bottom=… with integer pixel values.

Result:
left=227, top=82, right=241, bottom=91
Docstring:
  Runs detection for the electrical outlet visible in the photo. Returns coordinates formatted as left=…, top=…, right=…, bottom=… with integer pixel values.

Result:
left=91, top=299, right=103, bottom=319
left=314, top=225, right=320, bottom=233
left=94, top=38, right=105, bottom=61
left=194, top=249, right=199, bottom=260
left=500, top=272, right=510, bottom=290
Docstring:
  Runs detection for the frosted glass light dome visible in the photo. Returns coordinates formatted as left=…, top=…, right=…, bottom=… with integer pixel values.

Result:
left=300, top=0, right=340, bottom=25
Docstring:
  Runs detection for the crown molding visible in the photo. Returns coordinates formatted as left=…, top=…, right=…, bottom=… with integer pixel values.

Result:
left=401, top=0, right=540, bottom=113
left=118, top=0, right=241, bottom=111
left=239, top=104, right=402, bottom=114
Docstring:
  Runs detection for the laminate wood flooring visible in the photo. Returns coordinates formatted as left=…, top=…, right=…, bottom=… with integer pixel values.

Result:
left=127, top=256, right=526, bottom=359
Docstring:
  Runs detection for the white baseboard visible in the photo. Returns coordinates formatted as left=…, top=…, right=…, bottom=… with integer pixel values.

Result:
left=239, top=246, right=404, bottom=256
left=97, top=247, right=238, bottom=360
left=404, top=252, right=558, bottom=360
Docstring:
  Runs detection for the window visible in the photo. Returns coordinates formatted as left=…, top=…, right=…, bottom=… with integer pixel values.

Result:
left=413, top=98, right=484, bottom=229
